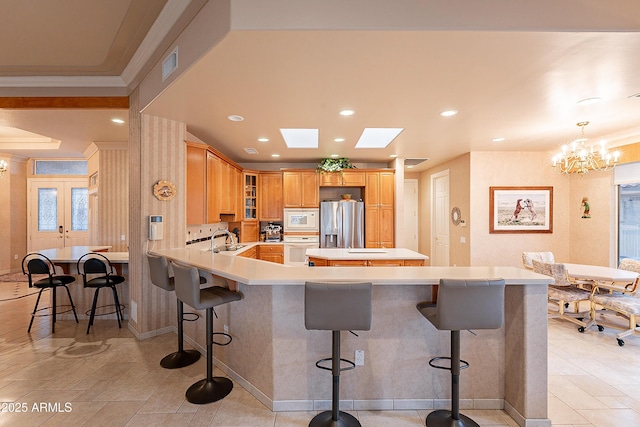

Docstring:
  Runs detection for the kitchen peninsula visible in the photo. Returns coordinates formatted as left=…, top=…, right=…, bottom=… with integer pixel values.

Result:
left=152, top=244, right=551, bottom=427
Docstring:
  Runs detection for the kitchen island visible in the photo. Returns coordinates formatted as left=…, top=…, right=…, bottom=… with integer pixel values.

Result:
left=306, top=247, right=428, bottom=266
left=152, top=245, right=551, bottom=427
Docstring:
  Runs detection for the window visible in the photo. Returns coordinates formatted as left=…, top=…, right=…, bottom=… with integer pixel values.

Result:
left=34, top=160, right=88, bottom=175
left=619, top=183, right=640, bottom=262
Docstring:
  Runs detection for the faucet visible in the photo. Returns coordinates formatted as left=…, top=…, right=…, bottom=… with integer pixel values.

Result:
left=210, top=228, right=236, bottom=252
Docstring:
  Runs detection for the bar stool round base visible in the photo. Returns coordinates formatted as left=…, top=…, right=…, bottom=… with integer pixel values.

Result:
left=426, top=410, right=480, bottom=427
left=160, top=350, right=201, bottom=369
left=309, top=410, right=361, bottom=427
left=186, top=377, right=233, bottom=404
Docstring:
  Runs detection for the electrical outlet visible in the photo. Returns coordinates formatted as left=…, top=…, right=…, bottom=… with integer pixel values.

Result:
left=224, top=324, right=229, bottom=334
left=355, top=350, right=364, bottom=366
left=121, top=234, right=126, bottom=241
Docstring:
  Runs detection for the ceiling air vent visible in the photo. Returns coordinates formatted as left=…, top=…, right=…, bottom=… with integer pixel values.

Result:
left=244, top=148, right=258, bottom=154
left=162, top=47, right=178, bottom=81
left=405, top=158, right=429, bottom=167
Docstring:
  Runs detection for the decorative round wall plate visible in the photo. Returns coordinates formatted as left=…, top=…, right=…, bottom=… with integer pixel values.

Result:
left=153, top=180, right=176, bottom=201
left=451, top=206, right=462, bottom=226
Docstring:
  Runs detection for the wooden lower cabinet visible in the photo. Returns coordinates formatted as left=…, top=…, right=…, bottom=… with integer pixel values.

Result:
left=258, top=244, right=284, bottom=264
left=307, top=257, right=424, bottom=267
left=238, top=246, right=257, bottom=259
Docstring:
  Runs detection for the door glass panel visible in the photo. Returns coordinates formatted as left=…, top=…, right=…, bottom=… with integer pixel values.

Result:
left=71, top=187, right=88, bottom=231
left=619, top=183, right=640, bottom=263
left=38, top=188, right=58, bottom=231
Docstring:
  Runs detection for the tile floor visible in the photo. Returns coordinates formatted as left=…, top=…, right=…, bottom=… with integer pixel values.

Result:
left=2, top=281, right=640, bottom=427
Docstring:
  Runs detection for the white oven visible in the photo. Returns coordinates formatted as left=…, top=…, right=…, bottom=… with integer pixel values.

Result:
left=283, top=235, right=319, bottom=266
left=284, top=208, right=319, bottom=233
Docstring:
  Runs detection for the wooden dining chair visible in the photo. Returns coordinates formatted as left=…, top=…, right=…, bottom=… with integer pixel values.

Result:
left=589, top=258, right=640, bottom=346
left=532, top=259, right=592, bottom=332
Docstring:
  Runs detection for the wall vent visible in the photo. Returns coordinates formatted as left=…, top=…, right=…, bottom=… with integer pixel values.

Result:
left=244, top=148, right=258, bottom=154
left=162, top=47, right=178, bottom=81
left=405, top=158, right=429, bottom=167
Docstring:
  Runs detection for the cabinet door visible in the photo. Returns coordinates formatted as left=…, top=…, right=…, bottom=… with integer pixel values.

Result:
left=404, top=259, right=425, bottom=266
left=259, top=172, right=283, bottom=221
left=379, top=171, right=395, bottom=206
left=328, top=260, right=368, bottom=267
left=341, top=171, right=365, bottom=186
left=219, top=162, right=233, bottom=214
left=186, top=145, right=206, bottom=225
left=300, top=171, right=319, bottom=207
left=365, top=172, right=380, bottom=207
left=206, top=152, right=221, bottom=223
left=319, top=173, right=342, bottom=186
left=365, top=206, right=381, bottom=248
left=243, top=172, right=258, bottom=220
left=240, top=220, right=258, bottom=243
left=368, top=259, right=403, bottom=266
left=379, top=205, right=394, bottom=247
left=282, top=172, right=303, bottom=207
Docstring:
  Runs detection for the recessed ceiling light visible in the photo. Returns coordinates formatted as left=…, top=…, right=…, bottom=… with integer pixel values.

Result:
left=440, top=110, right=458, bottom=117
left=334, top=138, right=345, bottom=143
left=271, top=153, right=280, bottom=157
left=280, top=128, right=319, bottom=148
left=258, top=137, right=269, bottom=142
left=355, top=128, right=404, bottom=149
left=227, top=115, right=244, bottom=122
left=339, top=109, right=355, bottom=117
left=577, top=97, right=602, bottom=105
left=406, top=165, right=414, bottom=169
left=331, top=154, right=340, bottom=158
left=389, top=154, right=398, bottom=158
left=111, top=118, right=125, bottom=124
left=244, top=148, right=258, bottom=154
left=492, top=137, right=506, bottom=142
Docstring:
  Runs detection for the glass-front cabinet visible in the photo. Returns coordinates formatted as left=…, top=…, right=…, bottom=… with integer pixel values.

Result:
left=244, top=172, right=258, bottom=220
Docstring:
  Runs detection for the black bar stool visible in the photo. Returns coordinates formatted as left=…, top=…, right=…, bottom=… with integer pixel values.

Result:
left=304, top=281, right=372, bottom=427
left=416, top=278, right=505, bottom=427
left=22, top=253, right=79, bottom=333
left=148, top=254, right=206, bottom=369
left=171, top=260, right=242, bottom=404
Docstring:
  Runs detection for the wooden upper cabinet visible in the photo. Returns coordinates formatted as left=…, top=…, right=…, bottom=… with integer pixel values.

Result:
left=283, top=171, right=318, bottom=207
left=186, top=144, right=207, bottom=225
left=206, top=152, right=221, bottom=223
left=318, top=170, right=365, bottom=187
left=243, top=171, right=258, bottom=220
left=365, top=171, right=394, bottom=207
left=259, top=172, right=283, bottom=221
left=364, top=171, right=395, bottom=248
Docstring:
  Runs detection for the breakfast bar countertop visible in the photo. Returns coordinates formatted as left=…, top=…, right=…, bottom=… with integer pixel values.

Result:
left=151, top=245, right=551, bottom=287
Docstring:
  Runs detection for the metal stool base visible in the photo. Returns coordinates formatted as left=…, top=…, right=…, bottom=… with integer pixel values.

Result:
left=186, top=377, right=233, bottom=404
left=426, top=410, right=480, bottom=427
left=309, top=410, right=361, bottom=427
left=160, top=349, right=201, bottom=369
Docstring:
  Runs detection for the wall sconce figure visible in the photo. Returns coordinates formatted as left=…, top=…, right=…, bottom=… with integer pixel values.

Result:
left=0, top=160, right=7, bottom=178
left=581, top=197, right=590, bottom=219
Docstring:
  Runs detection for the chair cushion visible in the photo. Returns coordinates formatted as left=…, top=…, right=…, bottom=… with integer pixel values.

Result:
left=32, top=277, right=68, bottom=288
left=197, top=286, right=242, bottom=310
left=548, top=285, right=590, bottom=303
left=85, top=275, right=126, bottom=288
left=522, top=252, right=555, bottom=270
left=592, top=293, right=640, bottom=315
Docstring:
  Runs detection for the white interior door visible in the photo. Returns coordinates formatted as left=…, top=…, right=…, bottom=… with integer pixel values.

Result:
left=403, top=179, right=419, bottom=252
left=28, top=178, right=89, bottom=251
left=431, top=171, right=450, bottom=266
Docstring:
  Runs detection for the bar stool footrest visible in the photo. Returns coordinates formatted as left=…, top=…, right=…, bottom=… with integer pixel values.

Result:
left=426, top=409, right=480, bottom=427
left=428, top=356, right=469, bottom=371
left=315, top=357, right=356, bottom=372
left=212, top=332, right=233, bottom=346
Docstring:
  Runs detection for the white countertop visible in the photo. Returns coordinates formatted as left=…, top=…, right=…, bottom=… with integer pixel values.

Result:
left=306, top=247, right=428, bottom=260
left=152, top=244, right=551, bottom=287
left=38, top=246, right=129, bottom=263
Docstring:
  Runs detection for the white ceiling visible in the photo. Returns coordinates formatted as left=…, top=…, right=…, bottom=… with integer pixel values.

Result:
left=2, top=0, right=640, bottom=171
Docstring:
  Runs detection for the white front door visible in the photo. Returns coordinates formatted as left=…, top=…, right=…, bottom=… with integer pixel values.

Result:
left=28, top=178, right=89, bottom=252
left=431, top=170, right=450, bottom=266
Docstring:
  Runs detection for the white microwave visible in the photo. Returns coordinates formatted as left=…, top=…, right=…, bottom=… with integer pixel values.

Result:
left=284, top=208, right=319, bottom=233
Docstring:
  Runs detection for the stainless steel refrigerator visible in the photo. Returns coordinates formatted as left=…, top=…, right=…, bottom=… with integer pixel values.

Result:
left=320, top=200, right=364, bottom=248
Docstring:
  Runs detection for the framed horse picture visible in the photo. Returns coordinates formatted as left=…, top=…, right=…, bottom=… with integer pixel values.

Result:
left=489, top=186, right=553, bottom=233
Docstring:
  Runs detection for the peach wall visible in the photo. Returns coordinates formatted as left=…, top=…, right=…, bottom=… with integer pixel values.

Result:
left=469, top=151, right=571, bottom=267
left=0, top=155, right=27, bottom=274
left=419, top=153, right=471, bottom=267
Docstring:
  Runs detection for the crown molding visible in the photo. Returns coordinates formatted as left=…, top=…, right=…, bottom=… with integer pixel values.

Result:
left=0, top=76, right=126, bottom=88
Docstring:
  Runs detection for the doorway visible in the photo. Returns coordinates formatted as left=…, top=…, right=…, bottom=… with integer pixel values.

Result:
left=430, top=170, right=450, bottom=266
left=27, top=178, right=89, bottom=251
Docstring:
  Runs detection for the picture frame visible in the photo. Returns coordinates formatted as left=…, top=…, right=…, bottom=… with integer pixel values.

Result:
left=489, top=186, right=553, bottom=233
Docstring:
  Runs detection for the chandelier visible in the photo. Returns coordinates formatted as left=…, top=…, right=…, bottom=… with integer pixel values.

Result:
left=552, top=122, right=620, bottom=174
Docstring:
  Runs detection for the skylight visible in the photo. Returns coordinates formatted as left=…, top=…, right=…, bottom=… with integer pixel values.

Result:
left=354, top=128, right=404, bottom=149
left=280, top=129, right=319, bottom=148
